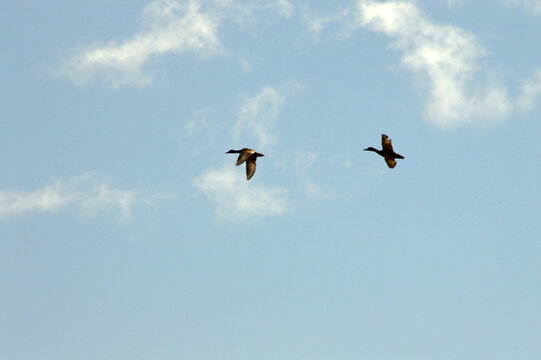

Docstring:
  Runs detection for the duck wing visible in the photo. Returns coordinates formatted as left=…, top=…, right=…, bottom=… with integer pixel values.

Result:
left=246, top=160, right=257, bottom=180
left=381, top=134, right=394, bottom=152
left=236, top=150, right=254, bottom=166
left=384, top=156, right=397, bottom=169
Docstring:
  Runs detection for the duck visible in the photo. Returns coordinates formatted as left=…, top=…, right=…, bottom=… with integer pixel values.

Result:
left=226, top=148, right=265, bottom=180
left=364, top=134, right=405, bottom=168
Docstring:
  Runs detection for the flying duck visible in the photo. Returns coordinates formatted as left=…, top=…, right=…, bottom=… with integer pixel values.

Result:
left=364, top=134, right=405, bottom=168
left=226, top=148, right=265, bottom=180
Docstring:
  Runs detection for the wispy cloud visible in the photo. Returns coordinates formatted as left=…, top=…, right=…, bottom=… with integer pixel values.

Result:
left=503, top=0, right=541, bottom=15
left=195, top=166, right=288, bottom=220
left=58, top=0, right=296, bottom=88
left=302, top=8, right=354, bottom=40
left=353, top=0, right=512, bottom=129
left=234, top=81, right=303, bottom=148
left=177, top=107, right=220, bottom=157
left=287, top=150, right=327, bottom=199
left=268, top=0, right=294, bottom=18
left=518, top=70, right=541, bottom=111
left=442, top=0, right=464, bottom=7
left=0, top=173, right=173, bottom=221
left=59, top=0, right=221, bottom=87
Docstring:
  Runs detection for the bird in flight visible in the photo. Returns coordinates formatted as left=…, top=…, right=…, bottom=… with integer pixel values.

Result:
left=226, top=148, right=265, bottom=180
left=364, top=134, right=405, bottom=168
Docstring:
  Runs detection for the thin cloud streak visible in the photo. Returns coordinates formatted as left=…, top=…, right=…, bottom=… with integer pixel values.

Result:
left=303, top=8, right=354, bottom=40
left=0, top=173, right=174, bottom=220
left=59, top=0, right=222, bottom=87
left=195, top=167, right=288, bottom=220
left=58, top=0, right=296, bottom=88
left=504, top=0, right=541, bottom=15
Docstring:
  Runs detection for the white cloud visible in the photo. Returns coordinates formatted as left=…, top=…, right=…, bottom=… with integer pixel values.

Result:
left=234, top=81, right=303, bottom=148
left=504, top=0, right=541, bottom=15
left=195, top=166, right=288, bottom=220
left=59, top=0, right=297, bottom=87
left=518, top=70, right=541, bottom=111
left=354, top=0, right=512, bottom=129
left=0, top=173, right=173, bottom=220
left=305, top=1, right=541, bottom=127
left=60, top=0, right=221, bottom=87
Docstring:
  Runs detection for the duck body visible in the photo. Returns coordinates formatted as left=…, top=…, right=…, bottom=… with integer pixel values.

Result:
left=364, top=134, right=404, bottom=168
left=226, top=148, right=264, bottom=180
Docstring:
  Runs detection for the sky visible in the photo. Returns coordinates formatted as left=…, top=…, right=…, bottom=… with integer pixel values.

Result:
left=1, top=0, right=540, bottom=359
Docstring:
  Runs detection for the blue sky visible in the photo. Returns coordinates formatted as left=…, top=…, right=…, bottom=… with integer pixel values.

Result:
left=1, top=0, right=540, bottom=359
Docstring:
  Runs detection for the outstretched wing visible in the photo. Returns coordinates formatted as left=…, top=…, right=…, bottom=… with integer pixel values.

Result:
left=236, top=150, right=253, bottom=166
left=381, top=134, right=394, bottom=152
left=384, top=156, right=397, bottom=169
left=246, top=160, right=257, bottom=180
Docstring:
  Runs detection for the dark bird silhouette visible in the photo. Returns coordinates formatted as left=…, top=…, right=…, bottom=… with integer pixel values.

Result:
left=364, top=134, right=405, bottom=168
left=226, top=148, right=265, bottom=180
